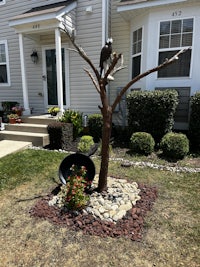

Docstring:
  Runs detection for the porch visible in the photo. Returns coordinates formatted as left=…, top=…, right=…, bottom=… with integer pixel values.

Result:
left=8, top=1, right=77, bottom=115
left=0, top=114, right=58, bottom=147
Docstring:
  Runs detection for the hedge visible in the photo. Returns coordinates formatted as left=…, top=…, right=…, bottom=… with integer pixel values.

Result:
left=127, top=90, right=178, bottom=142
left=88, top=114, right=103, bottom=142
left=189, top=92, right=200, bottom=151
left=47, top=122, right=73, bottom=150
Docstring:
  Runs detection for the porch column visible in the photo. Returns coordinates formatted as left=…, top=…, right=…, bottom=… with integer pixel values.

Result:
left=55, top=28, right=64, bottom=113
left=18, top=33, right=30, bottom=115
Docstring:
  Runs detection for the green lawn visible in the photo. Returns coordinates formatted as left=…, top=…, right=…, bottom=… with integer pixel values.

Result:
left=0, top=149, right=199, bottom=267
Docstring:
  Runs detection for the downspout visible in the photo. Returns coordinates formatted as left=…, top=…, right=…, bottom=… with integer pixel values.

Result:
left=102, top=0, right=111, bottom=102
left=102, top=0, right=107, bottom=46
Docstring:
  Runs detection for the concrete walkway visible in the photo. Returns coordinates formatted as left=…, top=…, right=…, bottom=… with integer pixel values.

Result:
left=0, top=140, right=32, bottom=159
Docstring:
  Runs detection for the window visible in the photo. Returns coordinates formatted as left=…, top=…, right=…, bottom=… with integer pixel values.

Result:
left=0, top=41, right=10, bottom=85
left=132, top=27, right=142, bottom=78
left=0, top=0, right=6, bottom=5
left=158, top=18, right=193, bottom=78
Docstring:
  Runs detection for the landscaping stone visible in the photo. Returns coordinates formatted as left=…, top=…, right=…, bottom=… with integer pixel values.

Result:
left=30, top=182, right=157, bottom=241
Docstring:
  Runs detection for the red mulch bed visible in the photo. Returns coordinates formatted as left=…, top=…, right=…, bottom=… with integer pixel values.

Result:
left=29, top=183, right=157, bottom=241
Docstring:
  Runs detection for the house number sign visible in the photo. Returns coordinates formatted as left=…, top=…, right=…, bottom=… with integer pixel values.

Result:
left=172, top=11, right=182, bottom=17
left=32, top=24, right=40, bottom=29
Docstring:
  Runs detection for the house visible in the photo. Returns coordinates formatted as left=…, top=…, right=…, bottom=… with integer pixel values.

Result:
left=0, top=0, right=109, bottom=116
left=0, top=0, right=199, bottom=130
left=111, top=0, right=200, bottom=130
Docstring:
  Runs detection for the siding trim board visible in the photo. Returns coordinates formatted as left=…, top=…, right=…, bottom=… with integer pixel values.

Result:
left=117, top=0, right=187, bottom=12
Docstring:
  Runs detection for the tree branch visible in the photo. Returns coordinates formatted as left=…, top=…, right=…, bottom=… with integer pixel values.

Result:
left=103, top=53, right=122, bottom=82
left=84, top=68, right=101, bottom=93
left=67, top=48, right=79, bottom=53
left=112, top=47, right=191, bottom=111
left=112, top=65, right=127, bottom=75
left=61, top=22, right=101, bottom=81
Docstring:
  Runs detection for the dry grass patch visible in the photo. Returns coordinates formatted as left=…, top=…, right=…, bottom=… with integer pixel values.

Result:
left=0, top=149, right=199, bottom=266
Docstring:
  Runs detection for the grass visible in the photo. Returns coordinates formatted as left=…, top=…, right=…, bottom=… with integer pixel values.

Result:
left=0, top=148, right=199, bottom=267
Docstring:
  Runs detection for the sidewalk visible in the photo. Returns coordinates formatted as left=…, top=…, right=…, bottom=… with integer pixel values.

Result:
left=0, top=140, right=32, bottom=158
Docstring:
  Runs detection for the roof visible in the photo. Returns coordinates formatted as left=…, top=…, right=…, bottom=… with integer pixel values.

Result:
left=10, top=0, right=76, bottom=21
left=119, top=0, right=149, bottom=4
left=24, top=0, right=75, bottom=14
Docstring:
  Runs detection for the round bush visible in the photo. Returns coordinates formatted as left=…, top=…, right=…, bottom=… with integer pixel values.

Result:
left=77, top=135, right=94, bottom=154
left=160, top=132, right=189, bottom=159
left=130, top=132, right=155, bottom=155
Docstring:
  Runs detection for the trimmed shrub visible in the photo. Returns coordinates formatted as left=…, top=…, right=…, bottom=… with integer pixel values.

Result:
left=77, top=135, right=94, bottom=154
left=160, top=132, right=189, bottom=159
left=127, top=90, right=178, bottom=143
left=88, top=114, right=103, bottom=142
left=47, top=122, right=73, bottom=150
left=130, top=132, right=155, bottom=155
left=59, top=109, right=83, bottom=140
left=189, top=92, right=200, bottom=151
left=1, top=101, right=19, bottom=112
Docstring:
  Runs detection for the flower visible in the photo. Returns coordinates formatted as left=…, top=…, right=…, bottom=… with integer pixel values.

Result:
left=7, top=113, right=19, bottom=119
left=48, top=106, right=60, bottom=114
left=58, top=164, right=91, bottom=211
left=12, top=105, right=24, bottom=112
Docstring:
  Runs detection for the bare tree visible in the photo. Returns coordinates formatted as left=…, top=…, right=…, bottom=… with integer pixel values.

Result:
left=62, top=24, right=190, bottom=192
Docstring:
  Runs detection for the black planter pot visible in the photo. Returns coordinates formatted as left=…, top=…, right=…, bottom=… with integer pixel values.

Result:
left=50, top=112, right=57, bottom=116
left=58, top=153, right=95, bottom=185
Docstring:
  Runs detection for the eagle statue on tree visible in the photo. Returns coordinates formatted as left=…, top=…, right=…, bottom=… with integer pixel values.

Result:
left=99, top=38, right=114, bottom=81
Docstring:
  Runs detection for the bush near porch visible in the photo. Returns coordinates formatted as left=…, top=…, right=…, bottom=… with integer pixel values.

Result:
left=47, top=122, right=73, bottom=150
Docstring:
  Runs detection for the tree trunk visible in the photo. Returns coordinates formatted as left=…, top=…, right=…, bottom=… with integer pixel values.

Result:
left=97, top=106, right=112, bottom=192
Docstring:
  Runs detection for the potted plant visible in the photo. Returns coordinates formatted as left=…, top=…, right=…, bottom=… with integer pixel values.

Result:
left=7, top=113, right=19, bottom=124
left=58, top=164, right=91, bottom=210
left=48, top=106, right=60, bottom=116
left=11, top=105, right=24, bottom=116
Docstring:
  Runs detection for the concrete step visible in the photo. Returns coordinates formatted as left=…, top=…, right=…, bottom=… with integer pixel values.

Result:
left=0, top=140, right=32, bottom=158
left=5, top=123, right=48, bottom=133
left=0, top=130, right=49, bottom=147
left=22, top=114, right=58, bottom=125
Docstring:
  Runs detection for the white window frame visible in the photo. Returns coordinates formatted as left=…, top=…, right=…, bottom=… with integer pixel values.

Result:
left=0, top=0, right=6, bottom=6
left=131, top=27, right=143, bottom=79
left=0, top=40, right=10, bottom=86
left=158, top=17, right=194, bottom=79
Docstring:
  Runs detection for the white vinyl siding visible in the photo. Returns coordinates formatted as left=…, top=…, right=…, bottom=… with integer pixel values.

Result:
left=69, top=0, right=103, bottom=114
left=158, top=18, right=193, bottom=78
left=0, top=40, right=10, bottom=85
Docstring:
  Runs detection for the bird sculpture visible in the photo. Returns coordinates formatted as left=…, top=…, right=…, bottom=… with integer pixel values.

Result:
left=99, top=38, right=114, bottom=81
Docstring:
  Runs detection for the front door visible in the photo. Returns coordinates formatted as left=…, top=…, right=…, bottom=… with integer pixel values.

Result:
left=43, top=48, right=66, bottom=107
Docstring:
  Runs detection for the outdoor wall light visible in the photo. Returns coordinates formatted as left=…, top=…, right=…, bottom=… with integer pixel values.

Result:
left=30, top=50, right=39, bottom=64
